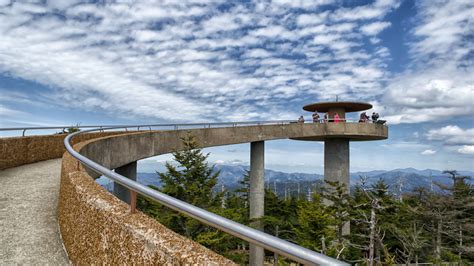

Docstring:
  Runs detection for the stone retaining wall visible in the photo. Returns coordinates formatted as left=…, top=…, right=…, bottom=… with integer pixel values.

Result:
left=59, top=137, right=234, bottom=265
left=0, top=132, right=122, bottom=170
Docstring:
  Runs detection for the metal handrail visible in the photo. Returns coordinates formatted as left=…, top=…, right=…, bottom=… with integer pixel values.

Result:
left=0, top=120, right=295, bottom=136
left=0, top=119, right=375, bottom=136
left=63, top=124, right=348, bottom=265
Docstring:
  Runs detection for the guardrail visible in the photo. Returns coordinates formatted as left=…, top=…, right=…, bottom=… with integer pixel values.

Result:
left=0, top=118, right=380, bottom=136
left=62, top=122, right=349, bottom=265
left=0, top=120, right=295, bottom=136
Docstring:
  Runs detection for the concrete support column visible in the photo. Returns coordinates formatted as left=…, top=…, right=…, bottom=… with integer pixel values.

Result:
left=324, top=138, right=350, bottom=234
left=249, top=141, right=265, bottom=266
left=113, top=161, right=137, bottom=204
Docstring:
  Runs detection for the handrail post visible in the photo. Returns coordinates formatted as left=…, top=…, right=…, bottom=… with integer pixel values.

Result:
left=22, top=129, right=26, bottom=136
left=130, top=190, right=137, bottom=213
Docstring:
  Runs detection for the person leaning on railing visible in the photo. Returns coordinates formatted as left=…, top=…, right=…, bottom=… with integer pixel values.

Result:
left=359, top=112, right=370, bottom=123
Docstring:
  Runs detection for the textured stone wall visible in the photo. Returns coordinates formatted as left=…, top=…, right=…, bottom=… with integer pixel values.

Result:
left=59, top=140, right=234, bottom=265
left=0, top=132, right=123, bottom=170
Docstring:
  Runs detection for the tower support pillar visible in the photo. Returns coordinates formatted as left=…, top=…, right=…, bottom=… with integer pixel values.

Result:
left=324, top=138, right=350, bottom=234
left=249, top=141, right=265, bottom=266
left=113, top=161, right=137, bottom=204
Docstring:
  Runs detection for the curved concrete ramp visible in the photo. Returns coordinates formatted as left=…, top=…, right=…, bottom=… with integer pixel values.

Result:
left=0, top=159, right=69, bottom=265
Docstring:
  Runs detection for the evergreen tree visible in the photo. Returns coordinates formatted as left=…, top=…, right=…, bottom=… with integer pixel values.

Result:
left=294, top=192, right=334, bottom=254
left=323, top=180, right=352, bottom=259
left=138, top=133, right=222, bottom=239
left=196, top=173, right=250, bottom=264
left=439, top=171, right=474, bottom=261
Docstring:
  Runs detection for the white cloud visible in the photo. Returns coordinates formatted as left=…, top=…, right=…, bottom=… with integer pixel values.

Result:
left=331, top=0, right=400, bottom=21
left=251, top=25, right=294, bottom=39
left=0, top=105, right=24, bottom=116
left=272, top=0, right=335, bottom=8
left=201, top=13, right=242, bottom=34
left=382, top=70, right=474, bottom=124
left=458, top=145, right=474, bottom=155
left=244, top=49, right=272, bottom=58
left=296, top=12, right=329, bottom=27
left=133, top=30, right=164, bottom=42
left=421, top=149, right=436, bottom=155
left=0, top=1, right=396, bottom=123
left=381, top=0, right=474, bottom=124
left=0, top=0, right=10, bottom=7
left=426, top=125, right=474, bottom=145
left=411, top=0, right=472, bottom=63
left=360, top=22, right=391, bottom=35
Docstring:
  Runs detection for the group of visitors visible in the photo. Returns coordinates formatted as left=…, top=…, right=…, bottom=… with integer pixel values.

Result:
left=359, top=112, right=386, bottom=124
left=298, top=110, right=342, bottom=123
left=298, top=110, right=385, bottom=124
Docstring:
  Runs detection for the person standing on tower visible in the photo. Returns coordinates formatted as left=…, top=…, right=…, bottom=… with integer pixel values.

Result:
left=298, top=115, right=305, bottom=123
left=371, top=112, right=379, bottom=123
left=312, top=110, right=320, bottom=123
left=334, top=113, right=341, bottom=123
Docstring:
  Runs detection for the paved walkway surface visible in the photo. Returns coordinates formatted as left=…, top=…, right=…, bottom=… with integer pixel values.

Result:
left=0, top=159, right=69, bottom=265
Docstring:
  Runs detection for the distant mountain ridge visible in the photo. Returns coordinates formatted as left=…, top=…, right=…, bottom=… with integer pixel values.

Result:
left=97, top=161, right=473, bottom=196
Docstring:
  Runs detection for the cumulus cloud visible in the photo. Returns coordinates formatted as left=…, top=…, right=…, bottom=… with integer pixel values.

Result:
left=458, top=145, right=474, bottom=155
left=331, top=0, right=400, bottom=21
left=382, top=0, right=474, bottom=124
left=360, top=22, right=391, bottom=35
left=426, top=125, right=474, bottom=145
left=421, top=149, right=436, bottom=155
left=272, top=0, right=335, bottom=9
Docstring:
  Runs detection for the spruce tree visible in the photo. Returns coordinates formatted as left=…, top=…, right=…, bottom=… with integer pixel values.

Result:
left=323, top=180, right=352, bottom=259
left=138, top=133, right=222, bottom=239
left=294, top=192, right=334, bottom=254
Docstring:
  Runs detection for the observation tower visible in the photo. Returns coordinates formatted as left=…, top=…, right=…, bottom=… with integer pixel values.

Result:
left=293, top=101, right=388, bottom=190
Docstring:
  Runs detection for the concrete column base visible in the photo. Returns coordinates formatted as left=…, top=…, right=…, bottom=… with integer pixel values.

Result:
left=249, top=141, right=265, bottom=266
left=324, top=138, right=350, bottom=235
left=113, top=161, right=137, bottom=204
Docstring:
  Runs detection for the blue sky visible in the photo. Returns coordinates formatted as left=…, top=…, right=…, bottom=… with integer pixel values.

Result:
left=0, top=0, right=473, bottom=173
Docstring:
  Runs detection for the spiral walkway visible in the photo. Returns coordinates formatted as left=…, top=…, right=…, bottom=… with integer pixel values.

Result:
left=0, top=159, right=69, bottom=265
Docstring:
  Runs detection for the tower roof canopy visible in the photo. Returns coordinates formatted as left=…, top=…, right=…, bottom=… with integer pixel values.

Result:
left=303, top=101, right=372, bottom=113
